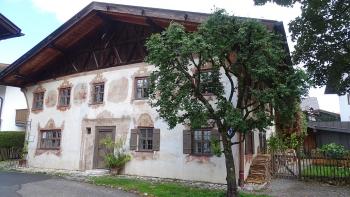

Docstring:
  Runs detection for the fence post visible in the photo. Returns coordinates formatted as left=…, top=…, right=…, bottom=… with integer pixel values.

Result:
left=297, top=148, right=302, bottom=180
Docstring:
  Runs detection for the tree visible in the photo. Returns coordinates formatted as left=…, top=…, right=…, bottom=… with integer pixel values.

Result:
left=254, top=0, right=350, bottom=94
left=145, top=10, right=307, bottom=197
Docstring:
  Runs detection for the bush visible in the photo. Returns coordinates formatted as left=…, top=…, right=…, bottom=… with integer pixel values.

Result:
left=320, top=143, right=348, bottom=158
left=100, top=136, right=131, bottom=171
left=0, top=132, right=25, bottom=149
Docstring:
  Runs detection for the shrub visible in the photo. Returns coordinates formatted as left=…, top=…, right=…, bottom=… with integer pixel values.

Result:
left=0, top=132, right=25, bottom=149
left=100, top=136, right=131, bottom=170
left=320, top=143, right=348, bottom=158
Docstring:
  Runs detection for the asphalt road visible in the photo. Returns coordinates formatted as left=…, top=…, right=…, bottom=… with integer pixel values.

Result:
left=0, top=171, right=138, bottom=197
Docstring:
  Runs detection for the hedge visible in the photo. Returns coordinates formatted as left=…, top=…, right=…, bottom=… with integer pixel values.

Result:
left=0, top=132, right=25, bottom=149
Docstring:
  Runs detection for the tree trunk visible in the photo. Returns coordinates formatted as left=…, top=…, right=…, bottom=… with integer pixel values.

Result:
left=221, top=129, right=239, bottom=197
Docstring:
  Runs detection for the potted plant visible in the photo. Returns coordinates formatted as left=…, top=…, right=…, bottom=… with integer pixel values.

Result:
left=100, top=137, right=131, bottom=175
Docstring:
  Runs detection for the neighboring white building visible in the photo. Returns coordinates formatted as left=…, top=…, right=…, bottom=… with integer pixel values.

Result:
left=0, top=14, right=27, bottom=131
left=0, top=3, right=286, bottom=184
left=0, top=64, right=27, bottom=131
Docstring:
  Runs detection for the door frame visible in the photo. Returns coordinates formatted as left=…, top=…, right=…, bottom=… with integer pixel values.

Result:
left=93, top=126, right=116, bottom=169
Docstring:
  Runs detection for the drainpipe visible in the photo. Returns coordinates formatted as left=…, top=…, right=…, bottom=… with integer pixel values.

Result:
left=238, top=132, right=245, bottom=187
left=0, top=97, right=3, bottom=129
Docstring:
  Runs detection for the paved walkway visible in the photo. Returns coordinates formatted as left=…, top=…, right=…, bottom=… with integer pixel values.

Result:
left=0, top=171, right=138, bottom=197
left=255, top=178, right=350, bottom=197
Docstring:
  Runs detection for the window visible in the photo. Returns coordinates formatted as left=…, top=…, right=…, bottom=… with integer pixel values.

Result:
left=192, top=129, right=212, bottom=155
left=58, top=87, right=71, bottom=107
left=183, top=128, right=219, bottom=155
left=39, top=130, right=61, bottom=149
left=92, top=83, right=104, bottom=104
left=139, top=128, right=153, bottom=151
left=198, top=70, right=215, bottom=94
left=135, top=77, right=149, bottom=99
left=33, top=92, right=44, bottom=110
left=130, top=128, right=160, bottom=151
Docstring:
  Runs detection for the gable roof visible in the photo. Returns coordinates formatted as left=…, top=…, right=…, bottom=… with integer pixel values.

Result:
left=0, top=2, right=286, bottom=87
left=308, top=121, right=350, bottom=134
left=0, top=13, right=22, bottom=41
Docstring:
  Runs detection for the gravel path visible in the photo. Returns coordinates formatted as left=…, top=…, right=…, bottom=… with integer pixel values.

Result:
left=255, top=178, right=350, bottom=197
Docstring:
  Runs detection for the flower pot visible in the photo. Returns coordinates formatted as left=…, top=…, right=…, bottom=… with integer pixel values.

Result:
left=110, top=167, right=121, bottom=175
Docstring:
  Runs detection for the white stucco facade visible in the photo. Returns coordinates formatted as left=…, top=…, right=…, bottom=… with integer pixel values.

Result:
left=0, top=85, right=27, bottom=131
left=24, top=62, right=264, bottom=184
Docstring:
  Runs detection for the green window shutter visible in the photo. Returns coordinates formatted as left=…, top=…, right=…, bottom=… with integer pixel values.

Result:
left=183, top=130, right=192, bottom=154
left=130, top=129, right=138, bottom=150
left=153, top=129, right=160, bottom=151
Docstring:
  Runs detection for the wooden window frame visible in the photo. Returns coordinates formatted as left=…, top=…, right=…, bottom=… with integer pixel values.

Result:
left=58, top=87, right=71, bottom=107
left=195, top=69, right=215, bottom=96
left=39, top=129, right=62, bottom=150
left=191, top=128, right=212, bottom=156
left=91, top=82, right=105, bottom=104
left=134, top=77, right=150, bottom=100
left=138, top=127, right=154, bottom=152
left=32, top=92, right=44, bottom=110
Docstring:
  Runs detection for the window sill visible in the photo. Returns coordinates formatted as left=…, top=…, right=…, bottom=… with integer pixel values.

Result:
left=189, top=153, right=213, bottom=157
left=135, top=149, right=155, bottom=152
left=31, top=108, right=43, bottom=114
left=57, top=105, right=70, bottom=111
left=133, top=97, right=149, bottom=101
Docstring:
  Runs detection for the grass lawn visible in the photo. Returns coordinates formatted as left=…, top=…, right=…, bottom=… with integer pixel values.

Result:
left=90, top=176, right=269, bottom=197
left=302, top=165, right=350, bottom=177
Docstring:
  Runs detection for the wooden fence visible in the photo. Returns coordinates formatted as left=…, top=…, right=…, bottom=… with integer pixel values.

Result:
left=0, top=147, right=22, bottom=161
left=271, top=150, right=350, bottom=184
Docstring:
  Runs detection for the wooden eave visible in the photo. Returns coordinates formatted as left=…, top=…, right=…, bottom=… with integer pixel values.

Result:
left=0, top=13, right=23, bottom=41
left=0, top=1, right=286, bottom=87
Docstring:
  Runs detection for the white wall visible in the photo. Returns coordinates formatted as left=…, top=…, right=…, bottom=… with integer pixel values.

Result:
left=24, top=62, right=270, bottom=183
left=0, top=86, right=27, bottom=131
left=339, top=95, right=350, bottom=121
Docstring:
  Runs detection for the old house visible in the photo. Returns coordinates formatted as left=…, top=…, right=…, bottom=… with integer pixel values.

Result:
left=0, top=2, right=287, bottom=184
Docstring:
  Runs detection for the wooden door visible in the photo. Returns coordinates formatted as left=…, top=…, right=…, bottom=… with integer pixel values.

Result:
left=94, top=126, right=115, bottom=169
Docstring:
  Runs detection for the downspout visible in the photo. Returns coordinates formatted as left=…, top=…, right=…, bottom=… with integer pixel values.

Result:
left=0, top=97, right=3, bottom=129
left=238, top=132, right=245, bottom=187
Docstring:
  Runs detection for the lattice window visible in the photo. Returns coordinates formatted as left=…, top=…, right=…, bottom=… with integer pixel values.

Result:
left=40, top=130, right=61, bottom=149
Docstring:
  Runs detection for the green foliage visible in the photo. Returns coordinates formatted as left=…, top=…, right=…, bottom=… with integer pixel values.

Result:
left=0, top=132, right=25, bottom=149
left=267, top=132, right=305, bottom=152
left=302, top=165, right=350, bottom=177
left=255, top=0, right=350, bottom=94
left=146, top=10, right=306, bottom=133
left=320, top=143, right=349, bottom=158
left=100, top=137, right=131, bottom=169
left=90, top=176, right=270, bottom=197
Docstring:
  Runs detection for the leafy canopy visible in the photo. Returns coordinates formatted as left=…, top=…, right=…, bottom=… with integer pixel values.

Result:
left=145, top=10, right=307, bottom=137
left=254, top=0, right=350, bottom=94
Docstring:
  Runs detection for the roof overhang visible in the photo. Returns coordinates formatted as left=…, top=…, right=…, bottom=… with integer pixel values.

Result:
left=0, top=13, right=23, bottom=41
left=308, top=121, right=350, bottom=134
left=0, top=2, right=286, bottom=87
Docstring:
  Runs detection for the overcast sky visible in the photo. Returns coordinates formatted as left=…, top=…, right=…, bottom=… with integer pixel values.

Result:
left=0, top=0, right=340, bottom=113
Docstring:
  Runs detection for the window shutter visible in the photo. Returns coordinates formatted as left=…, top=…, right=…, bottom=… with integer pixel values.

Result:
left=183, top=130, right=192, bottom=154
left=153, top=129, right=160, bottom=151
left=130, top=129, right=138, bottom=150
